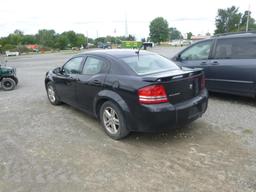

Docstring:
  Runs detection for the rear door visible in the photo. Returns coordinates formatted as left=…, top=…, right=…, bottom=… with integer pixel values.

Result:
left=209, top=37, right=256, bottom=96
left=53, top=56, right=84, bottom=106
left=76, top=56, right=109, bottom=112
left=177, top=40, right=214, bottom=87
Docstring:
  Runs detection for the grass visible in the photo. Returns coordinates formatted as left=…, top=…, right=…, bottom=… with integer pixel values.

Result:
left=242, top=129, right=254, bottom=134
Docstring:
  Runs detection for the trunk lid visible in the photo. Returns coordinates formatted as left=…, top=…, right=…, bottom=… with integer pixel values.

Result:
left=142, top=69, right=204, bottom=104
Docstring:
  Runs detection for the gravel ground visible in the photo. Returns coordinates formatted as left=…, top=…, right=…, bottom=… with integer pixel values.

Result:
left=0, top=48, right=255, bottom=192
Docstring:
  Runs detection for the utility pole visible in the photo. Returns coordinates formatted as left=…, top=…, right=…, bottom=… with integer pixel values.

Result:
left=86, top=31, right=89, bottom=48
left=125, top=12, right=128, bottom=37
left=238, top=15, right=242, bottom=32
left=246, top=5, right=250, bottom=32
left=246, top=11, right=250, bottom=32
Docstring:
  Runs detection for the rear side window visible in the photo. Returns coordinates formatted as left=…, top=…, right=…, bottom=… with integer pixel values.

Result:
left=121, top=54, right=179, bottom=75
left=82, top=57, right=105, bottom=75
left=180, top=40, right=213, bottom=61
left=214, top=37, right=256, bottom=59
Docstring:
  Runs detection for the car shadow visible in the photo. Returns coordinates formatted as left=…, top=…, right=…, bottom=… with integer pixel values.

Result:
left=209, top=92, right=256, bottom=107
left=122, top=123, right=201, bottom=146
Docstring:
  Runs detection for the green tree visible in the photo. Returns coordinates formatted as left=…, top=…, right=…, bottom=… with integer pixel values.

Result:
left=149, top=17, right=169, bottom=44
left=14, top=29, right=23, bottom=36
left=215, top=6, right=242, bottom=34
left=187, top=32, right=193, bottom=40
left=3, top=44, right=16, bottom=51
left=239, top=11, right=256, bottom=31
left=88, top=38, right=94, bottom=44
left=22, top=35, right=37, bottom=44
left=126, top=34, right=135, bottom=41
left=6, top=30, right=24, bottom=45
left=55, top=34, right=69, bottom=49
left=169, top=27, right=182, bottom=40
left=36, top=29, right=56, bottom=47
left=76, top=33, right=86, bottom=47
left=95, top=37, right=107, bottom=45
left=64, top=31, right=77, bottom=47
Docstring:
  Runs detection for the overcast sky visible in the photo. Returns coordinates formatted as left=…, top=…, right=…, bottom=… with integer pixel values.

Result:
left=0, top=0, right=255, bottom=39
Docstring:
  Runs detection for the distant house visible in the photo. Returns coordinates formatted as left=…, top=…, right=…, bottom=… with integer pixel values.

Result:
left=25, top=44, right=39, bottom=51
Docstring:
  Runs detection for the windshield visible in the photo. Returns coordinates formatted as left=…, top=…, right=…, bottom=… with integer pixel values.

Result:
left=121, top=54, right=179, bottom=75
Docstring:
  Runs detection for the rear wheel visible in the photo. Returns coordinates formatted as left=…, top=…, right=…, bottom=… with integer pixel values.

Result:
left=100, top=101, right=130, bottom=140
left=1, top=78, right=16, bottom=91
left=46, top=82, right=61, bottom=105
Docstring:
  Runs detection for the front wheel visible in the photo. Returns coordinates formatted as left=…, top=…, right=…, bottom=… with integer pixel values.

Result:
left=1, top=78, right=16, bottom=91
left=100, top=101, right=130, bottom=140
left=46, top=82, right=61, bottom=105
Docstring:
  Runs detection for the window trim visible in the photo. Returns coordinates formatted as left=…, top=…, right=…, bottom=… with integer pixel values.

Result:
left=81, top=55, right=109, bottom=75
left=213, top=37, right=256, bottom=60
left=180, top=39, right=214, bottom=61
left=62, top=56, right=85, bottom=75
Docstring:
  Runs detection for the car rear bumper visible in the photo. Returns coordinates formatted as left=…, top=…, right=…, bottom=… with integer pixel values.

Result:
left=128, top=89, right=208, bottom=132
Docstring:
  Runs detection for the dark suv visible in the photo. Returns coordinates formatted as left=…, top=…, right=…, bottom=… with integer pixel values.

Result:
left=172, top=32, right=256, bottom=97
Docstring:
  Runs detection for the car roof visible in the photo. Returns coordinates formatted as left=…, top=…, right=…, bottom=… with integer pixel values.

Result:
left=213, top=32, right=256, bottom=39
left=78, top=49, right=155, bottom=58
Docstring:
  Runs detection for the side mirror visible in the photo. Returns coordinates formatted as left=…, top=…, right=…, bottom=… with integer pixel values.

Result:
left=54, top=67, right=62, bottom=74
left=176, top=54, right=182, bottom=62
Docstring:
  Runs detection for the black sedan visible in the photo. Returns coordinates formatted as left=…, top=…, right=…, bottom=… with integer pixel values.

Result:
left=45, top=50, right=208, bottom=139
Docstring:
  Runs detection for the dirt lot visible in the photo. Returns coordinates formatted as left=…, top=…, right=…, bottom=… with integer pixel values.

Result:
left=0, top=48, right=256, bottom=192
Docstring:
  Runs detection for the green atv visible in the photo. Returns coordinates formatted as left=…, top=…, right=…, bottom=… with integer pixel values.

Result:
left=0, top=65, right=18, bottom=91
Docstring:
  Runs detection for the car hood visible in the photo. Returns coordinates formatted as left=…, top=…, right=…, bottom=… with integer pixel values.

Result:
left=1, top=66, right=15, bottom=71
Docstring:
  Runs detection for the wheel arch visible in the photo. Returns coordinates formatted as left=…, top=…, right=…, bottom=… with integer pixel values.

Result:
left=93, top=90, right=131, bottom=119
left=45, top=77, right=53, bottom=89
left=1, top=76, right=18, bottom=84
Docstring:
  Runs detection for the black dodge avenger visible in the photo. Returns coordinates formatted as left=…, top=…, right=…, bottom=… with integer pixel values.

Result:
left=45, top=50, right=208, bottom=139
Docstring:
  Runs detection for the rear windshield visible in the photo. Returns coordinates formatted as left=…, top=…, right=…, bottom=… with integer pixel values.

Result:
left=121, top=54, right=179, bottom=75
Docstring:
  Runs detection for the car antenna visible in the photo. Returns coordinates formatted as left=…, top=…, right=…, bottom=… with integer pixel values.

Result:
left=135, top=44, right=143, bottom=55
left=136, top=42, right=152, bottom=55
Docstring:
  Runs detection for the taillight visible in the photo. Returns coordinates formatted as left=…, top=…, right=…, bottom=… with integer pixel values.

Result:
left=138, top=85, right=169, bottom=104
left=200, top=75, right=205, bottom=90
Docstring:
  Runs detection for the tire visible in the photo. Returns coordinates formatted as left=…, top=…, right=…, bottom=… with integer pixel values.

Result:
left=46, top=82, right=61, bottom=105
left=1, top=78, right=16, bottom=91
left=100, top=101, right=130, bottom=140
left=12, top=76, right=18, bottom=85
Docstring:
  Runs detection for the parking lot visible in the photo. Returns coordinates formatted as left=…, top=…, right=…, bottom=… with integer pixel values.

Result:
left=0, top=47, right=256, bottom=192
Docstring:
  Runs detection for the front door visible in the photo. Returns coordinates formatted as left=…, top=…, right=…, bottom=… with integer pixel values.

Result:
left=178, top=39, right=214, bottom=89
left=53, top=56, right=84, bottom=106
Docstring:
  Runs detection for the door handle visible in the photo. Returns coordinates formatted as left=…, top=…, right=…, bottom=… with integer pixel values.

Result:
left=211, top=61, right=219, bottom=65
left=89, top=79, right=102, bottom=85
left=200, top=61, right=207, bottom=65
left=69, top=76, right=80, bottom=81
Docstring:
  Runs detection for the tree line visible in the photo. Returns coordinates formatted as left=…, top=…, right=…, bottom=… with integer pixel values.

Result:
left=149, top=6, right=256, bottom=44
left=1, top=5, right=255, bottom=52
left=215, top=6, right=256, bottom=34
left=0, top=29, right=136, bottom=53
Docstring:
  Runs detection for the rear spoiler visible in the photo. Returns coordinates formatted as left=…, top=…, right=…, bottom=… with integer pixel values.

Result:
left=142, top=68, right=203, bottom=82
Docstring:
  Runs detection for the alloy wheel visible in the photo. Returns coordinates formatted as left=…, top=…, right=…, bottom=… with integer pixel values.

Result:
left=47, top=85, right=56, bottom=103
left=103, top=107, right=120, bottom=134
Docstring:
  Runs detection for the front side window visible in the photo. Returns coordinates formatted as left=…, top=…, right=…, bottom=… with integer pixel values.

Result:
left=121, top=54, right=179, bottom=75
left=180, top=40, right=212, bottom=61
left=82, top=57, right=105, bottom=75
left=214, top=37, right=256, bottom=59
left=63, top=57, right=83, bottom=74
